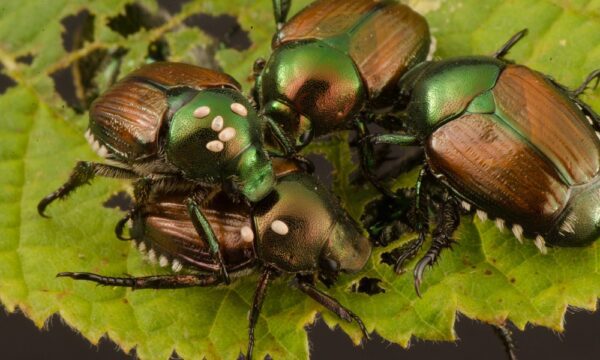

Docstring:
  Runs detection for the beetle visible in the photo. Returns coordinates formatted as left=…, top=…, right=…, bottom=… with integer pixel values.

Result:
left=367, top=29, right=600, bottom=295
left=253, top=0, right=432, bottom=194
left=57, top=159, right=372, bottom=360
left=37, top=62, right=277, bottom=283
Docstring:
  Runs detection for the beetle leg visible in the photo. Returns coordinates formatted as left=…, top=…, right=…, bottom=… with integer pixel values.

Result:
left=572, top=69, right=600, bottom=97
left=272, top=0, right=292, bottom=30
left=393, top=166, right=430, bottom=273
left=362, top=131, right=420, bottom=199
left=37, top=161, right=138, bottom=217
left=56, top=272, right=221, bottom=289
left=369, top=133, right=420, bottom=147
left=265, top=116, right=297, bottom=155
left=265, top=117, right=316, bottom=173
left=354, top=118, right=398, bottom=198
left=413, top=197, right=460, bottom=297
left=294, top=275, right=370, bottom=341
left=492, top=323, right=519, bottom=360
left=115, top=211, right=134, bottom=240
left=247, top=268, right=275, bottom=360
left=492, top=29, right=528, bottom=60
left=186, top=197, right=231, bottom=285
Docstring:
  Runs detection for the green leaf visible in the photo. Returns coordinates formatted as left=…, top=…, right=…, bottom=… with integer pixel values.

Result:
left=0, top=0, right=598, bottom=359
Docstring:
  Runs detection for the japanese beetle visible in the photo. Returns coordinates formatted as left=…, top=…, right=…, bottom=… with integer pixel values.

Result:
left=57, top=160, right=372, bottom=360
left=254, top=0, right=431, bottom=193
left=38, top=62, right=276, bottom=283
left=368, top=30, right=600, bottom=294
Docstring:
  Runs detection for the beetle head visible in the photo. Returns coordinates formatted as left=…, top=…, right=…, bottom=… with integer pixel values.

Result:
left=320, top=215, right=371, bottom=274
left=229, top=146, right=276, bottom=203
left=253, top=173, right=371, bottom=275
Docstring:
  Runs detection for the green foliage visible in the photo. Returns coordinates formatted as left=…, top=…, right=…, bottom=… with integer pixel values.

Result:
left=0, top=0, right=598, bottom=359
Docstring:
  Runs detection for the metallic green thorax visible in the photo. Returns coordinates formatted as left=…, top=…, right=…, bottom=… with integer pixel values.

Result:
left=166, top=88, right=275, bottom=202
left=398, top=56, right=505, bottom=136
left=257, top=40, right=366, bottom=146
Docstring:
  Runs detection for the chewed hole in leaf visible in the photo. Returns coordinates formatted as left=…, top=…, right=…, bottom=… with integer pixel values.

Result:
left=50, top=67, right=79, bottom=111
left=15, top=54, right=34, bottom=65
left=380, top=251, right=397, bottom=268
left=350, top=277, right=385, bottom=296
left=157, top=0, right=192, bottom=15
left=147, top=39, right=170, bottom=62
left=103, top=191, right=134, bottom=212
left=107, top=3, right=166, bottom=38
left=0, top=72, right=16, bottom=95
left=50, top=48, right=109, bottom=113
left=307, top=154, right=334, bottom=189
left=57, top=10, right=115, bottom=112
left=61, top=10, right=95, bottom=52
left=184, top=13, right=251, bottom=51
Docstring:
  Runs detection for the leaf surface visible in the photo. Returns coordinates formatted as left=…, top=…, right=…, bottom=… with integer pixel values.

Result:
left=0, top=0, right=598, bottom=359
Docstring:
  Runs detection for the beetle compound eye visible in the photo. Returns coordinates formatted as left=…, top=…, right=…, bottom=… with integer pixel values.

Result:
left=270, top=220, right=289, bottom=235
left=193, top=106, right=210, bottom=118
left=211, top=116, right=224, bottom=131
left=319, top=256, right=340, bottom=273
left=230, top=102, right=248, bottom=117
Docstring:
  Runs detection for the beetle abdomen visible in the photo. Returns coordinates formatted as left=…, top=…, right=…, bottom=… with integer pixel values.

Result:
left=89, top=62, right=240, bottom=162
left=132, top=191, right=255, bottom=273
left=276, top=0, right=430, bottom=101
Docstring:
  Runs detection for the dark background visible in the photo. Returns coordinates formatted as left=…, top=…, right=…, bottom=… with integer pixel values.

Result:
left=1, top=307, right=600, bottom=359
left=1, top=0, right=599, bottom=359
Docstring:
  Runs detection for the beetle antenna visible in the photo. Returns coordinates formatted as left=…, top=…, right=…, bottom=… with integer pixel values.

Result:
left=573, top=69, right=600, bottom=97
left=493, top=29, right=528, bottom=59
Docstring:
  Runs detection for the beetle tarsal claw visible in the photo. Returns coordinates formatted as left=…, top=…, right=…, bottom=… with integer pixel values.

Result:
left=534, top=235, right=548, bottom=254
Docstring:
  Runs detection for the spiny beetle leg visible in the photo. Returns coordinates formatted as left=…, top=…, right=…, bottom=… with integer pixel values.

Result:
left=294, top=275, right=370, bottom=341
left=56, top=272, right=220, bottom=289
left=37, top=161, right=138, bottom=217
left=393, top=235, right=426, bottom=274
left=186, top=197, right=231, bottom=284
left=493, top=29, right=528, bottom=60
left=573, top=68, right=600, bottom=97
left=391, top=167, right=430, bottom=273
left=413, top=197, right=460, bottom=297
left=247, top=268, right=275, bottom=360
left=492, top=323, right=519, bottom=360
left=114, top=211, right=133, bottom=240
